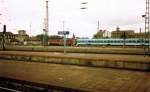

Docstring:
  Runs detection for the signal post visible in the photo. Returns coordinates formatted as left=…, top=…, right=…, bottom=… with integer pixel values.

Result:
left=58, top=31, right=69, bottom=54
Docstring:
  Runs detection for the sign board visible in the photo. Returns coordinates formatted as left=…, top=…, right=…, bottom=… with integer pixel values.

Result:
left=58, top=31, right=69, bottom=35
left=58, top=31, right=69, bottom=54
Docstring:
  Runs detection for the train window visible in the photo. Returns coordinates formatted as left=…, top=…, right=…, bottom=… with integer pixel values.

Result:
left=125, top=40, right=128, bottom=43
left=107, top=40, right=110, bottom=43
left=132, top=40, right=136, bottom=43
left=94, top=40, right=98, bottom=43
left=81, top=41, right=86, bottom=43
left=145, top=40, right=148, bottom=43
left=98, top=40, right=102, bottom=43
left=126, top=40, right=130, bottom=43
left=117, top=41, right=120, bottom=43
left=88, top=40, right=92, bottom=43
left=97, top=40, right=101, bottom=43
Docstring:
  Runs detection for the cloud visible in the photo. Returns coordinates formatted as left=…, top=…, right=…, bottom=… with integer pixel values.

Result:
left=0, top=0, right=145, bottom=37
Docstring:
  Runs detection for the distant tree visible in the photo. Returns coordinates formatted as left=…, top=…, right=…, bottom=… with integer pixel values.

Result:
left=36, top=34, right=49, bottom=46
left=36, top=34, right=64, bottom=40
left=36, top=34, right=49, bottom=40
left=49, top=35, right=63, bottom=40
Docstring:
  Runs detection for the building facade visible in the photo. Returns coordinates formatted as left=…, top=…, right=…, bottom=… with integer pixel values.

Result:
left=111, top=27, right=135, bottom=38
left=93, top=30, right=111, bottom=38
left=27, top=37, right=42, bottom=45
left=0, top=32, right=16, bottom=45
left=15, top=30, right=29, bottom=45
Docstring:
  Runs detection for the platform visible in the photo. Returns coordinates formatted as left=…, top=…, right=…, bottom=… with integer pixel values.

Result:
left=0, top=59, right=150, bottom=92
left=1, top=46, right=145, bottom=55
left=0, top=51, right=150, bottom=70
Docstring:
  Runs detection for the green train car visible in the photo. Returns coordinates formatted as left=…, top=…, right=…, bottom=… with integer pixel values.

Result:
left=76, top=38, right=150, bottom=46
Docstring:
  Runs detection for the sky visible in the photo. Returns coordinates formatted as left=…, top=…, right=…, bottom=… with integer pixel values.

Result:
left=0, top=0, right=145, bottom=38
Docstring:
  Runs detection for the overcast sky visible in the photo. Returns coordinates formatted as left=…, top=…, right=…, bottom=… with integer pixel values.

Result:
left=0, top=0, right=145, bottom=38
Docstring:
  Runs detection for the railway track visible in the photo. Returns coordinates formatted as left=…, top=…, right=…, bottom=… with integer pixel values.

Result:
left=0, top=77, right=86, bottom=92
left=0, top=86, right=21, bottom=92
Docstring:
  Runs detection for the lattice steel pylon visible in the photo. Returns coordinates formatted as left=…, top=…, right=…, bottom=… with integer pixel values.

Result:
left=144, top=0, right=150, bottom=54
left=45, top=0, right=49, bottom=35
left=43, top=0, right=49, bottom=46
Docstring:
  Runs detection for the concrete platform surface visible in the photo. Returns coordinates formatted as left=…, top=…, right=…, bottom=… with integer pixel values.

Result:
left=0, top=59, right=150, bottom=92
left=0, top=51, right=150, bottom=62
left=1, top=46, right=145, bottom=55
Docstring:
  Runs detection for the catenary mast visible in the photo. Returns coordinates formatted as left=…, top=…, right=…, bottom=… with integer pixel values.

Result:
left=145, top=0, right=150, bottom=53
left=43, top=0, right=49, bottom=46
left=45, top=0, right=49, bottom=35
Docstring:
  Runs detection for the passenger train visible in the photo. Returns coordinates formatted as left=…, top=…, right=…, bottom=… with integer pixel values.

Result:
left=48, top=38, right=150, bottom=46
left=76, top=38, right=150, bottom=46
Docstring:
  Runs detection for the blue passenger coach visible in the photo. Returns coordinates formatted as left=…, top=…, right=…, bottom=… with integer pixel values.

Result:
left=76, top=38, right=149, bottom=46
